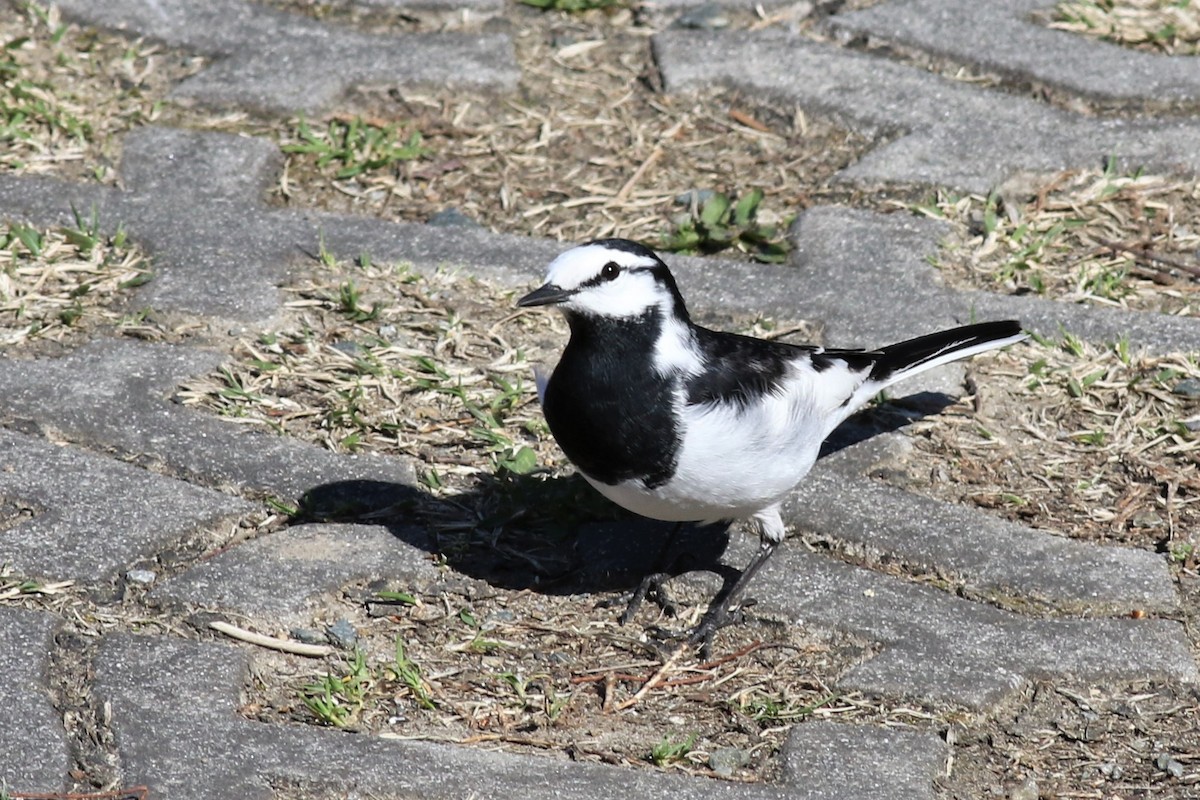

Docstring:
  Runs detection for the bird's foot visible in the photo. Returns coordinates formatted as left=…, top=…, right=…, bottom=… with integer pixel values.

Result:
left=617, top=571, right=679, bottom=625
left=687, top=598, right=757, bottom=660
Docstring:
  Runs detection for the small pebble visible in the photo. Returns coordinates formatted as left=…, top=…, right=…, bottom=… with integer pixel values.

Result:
left=483, top=609, right=517, bottom=629
left=330, top=340, right=362, bottom=356
left=326, top=619, right=359, bottom=650
left=1099, top=761, right=1124, bottom=780
left=1131, top=510, right=1164, bottom=528
left=708, top=746, right=750, bottom=777
left=428, top=207, right=480, bottom=228
left=125, top=569, right=157, bottom=585
left=674, top=188, right=715, bottom=207
left=1155, top=754, right=1185, bottom=778
left=674, top=3, right=730, bottom=29
left=290, top=628, right=326, bottom=645
left=1183, top=416, right=1200, bottom=432
left=1172, top=378, right=1200, bottom=398
left=378, top=324, right=397, bottom=339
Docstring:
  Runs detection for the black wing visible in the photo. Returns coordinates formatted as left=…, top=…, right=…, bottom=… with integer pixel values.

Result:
left=685, top=326, right=879, bottom=409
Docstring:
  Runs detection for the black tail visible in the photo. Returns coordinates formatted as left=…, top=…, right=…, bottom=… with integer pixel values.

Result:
left=869, top=320, right=1026, bottom=385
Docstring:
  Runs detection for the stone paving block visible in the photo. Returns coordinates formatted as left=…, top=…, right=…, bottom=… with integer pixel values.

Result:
left=781, top=723, right=944, bottom=800
left=788, top=456, right=1178, bottom=615
left=93, top=632, right=947, bottom=800
left=0, top=128, right=304, bottom=321
left=0, top=126, right=557, bottom=322
left=0, top=429, right=255, bottom=582
left=0, top=339, right=417, bottom=502
left=327, top=204, right=1200, bottom=357
left=831, top=0, right=1200, bottom=106
left=653, top=30, right=1200, bottom=193
left=780, top=207, right=1200, bottom=352
left=48, top=0, right=518, bottom=114
left=3, top=128, right=1198, bottom=354
left=726, top=538, right=1198, bottom=707
left=154, top=522, right=438, bottom=622
left=0, top=609, right=69, bottom=794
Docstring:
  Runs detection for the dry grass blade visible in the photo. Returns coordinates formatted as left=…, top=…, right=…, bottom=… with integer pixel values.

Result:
left=917, top=167, right=1200, bottom=316
left=1047, top=0, right=1200, bottom=55
left=0, top=2, right=204, bottom=182
left=266, top=13, right=870, bottom=249
left=0, top=221, right=152, bottom=347
left=900, top=336, right=1199, bottom=556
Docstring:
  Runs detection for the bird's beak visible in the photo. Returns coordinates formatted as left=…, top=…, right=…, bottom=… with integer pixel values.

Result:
left=517, top=283, right=573, bottom=307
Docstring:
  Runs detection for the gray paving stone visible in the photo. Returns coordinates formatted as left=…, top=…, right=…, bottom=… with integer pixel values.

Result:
left=831, top=0, right=1200, bottom=106
left=0, top=339, right=417, bottom=502
left=49, top=0, right=518, bottom=114
left=154, top=522, right=437, bottom=622
left=0, top=128, right=301, bottom=321
left=0, top=430, right=254, bottom=582
left=788, top=455, right=1178, bottom=615
left=653, top=30, right=1200, bottom=193
left=0, top=609, right=69, bottom=794
left=778, top=207, right=1200, bottom=353
left=782, top=723, right=944, bottom=800
left=726, top=538, right=1198, bottom=707
left=3, top=129, right=1197, bottom=356
left=0, top=126, right=556, bottom=322
left=93, top=632, right=947, bottom=800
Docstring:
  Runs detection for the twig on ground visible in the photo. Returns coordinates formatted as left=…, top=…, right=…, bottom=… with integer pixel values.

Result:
left=209, top=620, right=334, bottom=657
left=1098, top=238, right=1200, bottom=280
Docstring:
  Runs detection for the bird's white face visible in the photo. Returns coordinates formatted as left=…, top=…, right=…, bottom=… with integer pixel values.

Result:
left=518, top=241, right=681, bottom=320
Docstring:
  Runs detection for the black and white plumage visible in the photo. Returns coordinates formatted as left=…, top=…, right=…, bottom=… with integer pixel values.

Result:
left=518, top=238, right=1026, bottom=648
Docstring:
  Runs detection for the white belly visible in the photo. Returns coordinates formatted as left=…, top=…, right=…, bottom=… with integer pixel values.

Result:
left=583, top=389, right=825, bottom=524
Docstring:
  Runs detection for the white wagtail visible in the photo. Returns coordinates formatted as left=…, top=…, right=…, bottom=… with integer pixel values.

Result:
left=518, top=238, right=1026, bottom=650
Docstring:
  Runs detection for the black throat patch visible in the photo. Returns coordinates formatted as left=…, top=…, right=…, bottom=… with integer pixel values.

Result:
left=542, top=309, right=682, bottom=489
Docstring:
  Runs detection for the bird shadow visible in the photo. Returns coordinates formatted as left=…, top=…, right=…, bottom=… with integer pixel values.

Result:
left=820, top=390, right=957, bottom=459
left=289, top=390, right=957, bottom=600
left=292, top=472, right=738, bottom=598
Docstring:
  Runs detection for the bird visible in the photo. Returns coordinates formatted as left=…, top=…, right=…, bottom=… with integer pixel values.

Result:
left=517, top=238, right=1026, bottom=652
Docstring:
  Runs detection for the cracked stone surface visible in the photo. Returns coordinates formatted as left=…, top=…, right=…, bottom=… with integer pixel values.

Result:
left=794, top=450, right=1179, bottom=616
left=0, top=126, right=556, bottom=322
left=754, top=545, right=1197, bottom=707
left=0, top=609, right=68, bottom=793
left=0, top=429, right=254, bottom=582
left=654, top=30, right=1200, bottom=192
left=93, top=633, right=948, bottom=800
left=0, top=339, right=417, bottom=502
left=3, top=129, right=1199, bottom=353
left=1, top=1, right=1198, bottom=797
left=50, top=0, right=519, bottom=114
left=154, top=522, right=439, bottom=622
left=831, top=0, right=1200, bottom=106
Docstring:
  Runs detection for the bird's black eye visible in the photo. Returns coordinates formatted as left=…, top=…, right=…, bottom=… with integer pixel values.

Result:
left=601, top=262, right=620, bottom=281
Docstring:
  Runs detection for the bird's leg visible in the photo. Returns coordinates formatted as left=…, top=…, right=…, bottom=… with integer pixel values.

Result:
left=619, top=521, right=684, bottom=625
left=688, top=538, right=779, bottom=658
left=688, top=506, right=785, bottom=658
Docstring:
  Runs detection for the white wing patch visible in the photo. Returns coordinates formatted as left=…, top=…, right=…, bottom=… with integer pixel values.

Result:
left=652, top=314, right=703, bottom=377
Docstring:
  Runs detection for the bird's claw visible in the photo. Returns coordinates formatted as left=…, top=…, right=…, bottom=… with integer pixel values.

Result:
left=687, top=598, right=756, bottom=660
left=618, top=571, right=679, bottom=625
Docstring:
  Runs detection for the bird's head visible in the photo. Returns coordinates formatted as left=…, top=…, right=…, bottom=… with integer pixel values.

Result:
left=517, top=239, right=689, bottom=322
